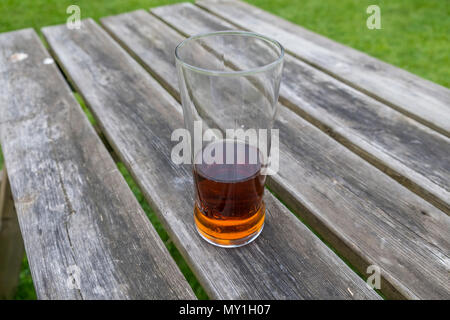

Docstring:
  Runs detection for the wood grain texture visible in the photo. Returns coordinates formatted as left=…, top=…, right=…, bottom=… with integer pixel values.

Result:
left=102, top=9, right=450, bottom=299
left=43, top=18, right=380, bottom=300
left=0, top=168, right=24, bottom=299
left=0, top=28, right=195, bottom=300
left=151, top=2, right=450, bottom=215
left=196, top=0, right=450, bottom=138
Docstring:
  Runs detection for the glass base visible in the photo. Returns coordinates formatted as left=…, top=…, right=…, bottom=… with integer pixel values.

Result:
left=195, top=222, right=264, bottom=248
left=194, top=201, right=265, bottom=248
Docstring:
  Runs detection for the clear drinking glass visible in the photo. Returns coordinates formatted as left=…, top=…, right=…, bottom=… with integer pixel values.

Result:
left=175, top=31, right=284, bottom=247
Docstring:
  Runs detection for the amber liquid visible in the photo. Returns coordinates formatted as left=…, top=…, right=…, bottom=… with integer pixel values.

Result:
left=193, top=140, right=265, bottom=246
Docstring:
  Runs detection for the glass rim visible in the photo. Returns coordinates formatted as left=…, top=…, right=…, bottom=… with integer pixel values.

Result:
left=175, top=30, right=285, bottom=77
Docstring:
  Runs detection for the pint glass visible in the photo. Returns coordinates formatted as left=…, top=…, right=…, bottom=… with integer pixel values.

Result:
left=175, top=31, right=284, bottom=247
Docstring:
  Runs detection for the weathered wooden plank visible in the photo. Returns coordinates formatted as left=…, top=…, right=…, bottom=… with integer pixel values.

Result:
left=0, top=168, right=25, bottom=299
left=0, top=28, right=195, bottom=300
left=43, top=18, right=380, bottom=299
left=101, top=9, right=450, bottom=299
left=151, top=2, right=450, bottom=215
left=196, top=0, right=450, bottom=138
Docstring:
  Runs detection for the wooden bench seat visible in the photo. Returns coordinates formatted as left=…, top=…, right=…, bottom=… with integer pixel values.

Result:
left=0, top=1, right=448, bottom=300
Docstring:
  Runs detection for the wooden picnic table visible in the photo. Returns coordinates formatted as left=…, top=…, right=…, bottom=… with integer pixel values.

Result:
left=0, top=0, right=449, bottom=300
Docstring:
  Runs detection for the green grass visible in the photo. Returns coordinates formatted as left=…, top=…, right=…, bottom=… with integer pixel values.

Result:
left=247, top=0, right=450, bottom=87
left=0, top=0, right=192, bottom=33
left=0, top=0, right=448, bottom=87
left=0, top=147, right=3, bottom=171
left=14, top=258, right=37, bottom=300
left=0, top=0, right=448, bottom=300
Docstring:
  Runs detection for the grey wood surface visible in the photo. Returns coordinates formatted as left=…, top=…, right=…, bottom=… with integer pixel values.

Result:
left=101, top=9, right=450, bottom=299
left=42, top=19, right=381, bottom=299
left=0, top=168, right=25, bottom=299
left=0, top=28, right=195, bottom=300
left=196, top=0, right=450, bottom=138
left=151, top=2, right=450, bottom=215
